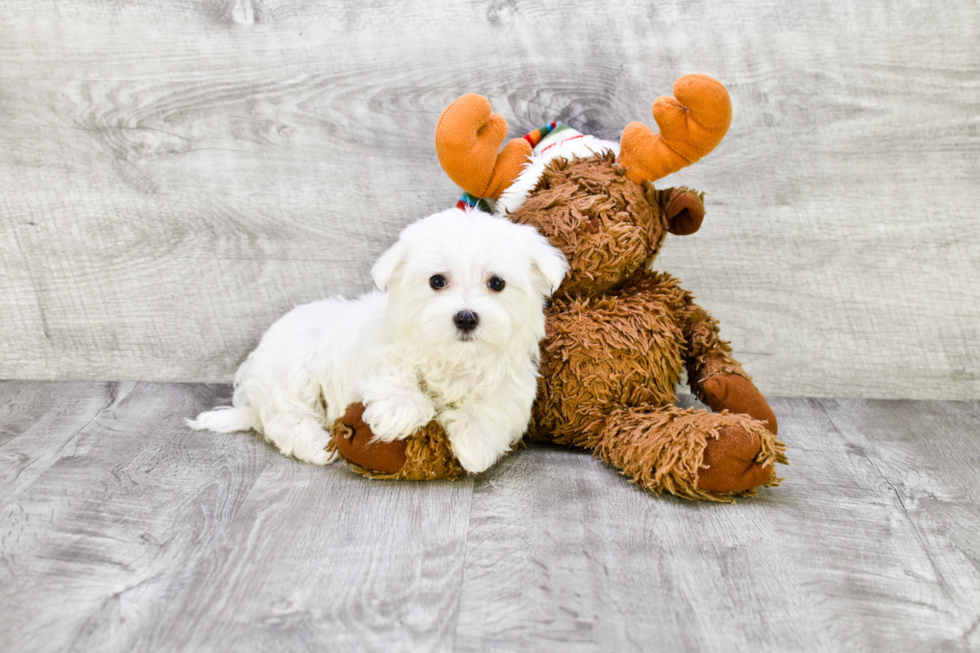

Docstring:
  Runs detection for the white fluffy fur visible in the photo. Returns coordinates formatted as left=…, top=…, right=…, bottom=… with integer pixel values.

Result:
left=495, top=129, right=620, bottom=216
left=188, top=208, right=568, bottom=474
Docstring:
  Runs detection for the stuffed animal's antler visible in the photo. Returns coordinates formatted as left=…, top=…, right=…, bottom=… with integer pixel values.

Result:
left=618, top=74, right=732, bottom=185
left=435, top=94, right=532, bottom=199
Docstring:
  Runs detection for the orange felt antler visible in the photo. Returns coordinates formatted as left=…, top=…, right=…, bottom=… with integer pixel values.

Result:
left=617, top=74, right=732, bottom=185
left=435, top=94, right=532, bottom=199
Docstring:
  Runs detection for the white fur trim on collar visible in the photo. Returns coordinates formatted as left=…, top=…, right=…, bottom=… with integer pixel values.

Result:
left=494, top=133, right=620, bottom=216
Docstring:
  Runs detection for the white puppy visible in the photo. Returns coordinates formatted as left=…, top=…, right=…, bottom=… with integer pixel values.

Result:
left=189, top=207, right=567, bottom=473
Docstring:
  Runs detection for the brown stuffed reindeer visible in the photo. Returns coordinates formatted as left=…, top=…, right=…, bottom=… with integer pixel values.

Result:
left=330, top=74, right=787, bottom=501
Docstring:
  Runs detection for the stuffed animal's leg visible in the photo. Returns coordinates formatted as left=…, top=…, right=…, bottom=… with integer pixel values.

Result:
left=681, top=302, right=779, bottom=434
left=643, top=183, right=770, bottom=425
left=592, top=405, right=786, bottom=501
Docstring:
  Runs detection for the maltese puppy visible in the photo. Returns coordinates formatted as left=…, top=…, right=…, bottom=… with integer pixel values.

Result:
left=189, top=207, right=567, bottom=473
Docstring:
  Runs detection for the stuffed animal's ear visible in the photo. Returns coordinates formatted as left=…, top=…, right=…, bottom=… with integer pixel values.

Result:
left=665, top=188, right=706, bottom=236
left=527, top=232, right=569, bottom=296
left=371, top=237, right=409, bottom=292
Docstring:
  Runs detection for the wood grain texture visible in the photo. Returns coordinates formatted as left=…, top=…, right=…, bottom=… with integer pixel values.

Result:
left=0, top=380, right=121, bottom=488
left=454, top=396, right=980, bottom=652
left=0, top=382, right=271, bottom=653
left=0, top=380, right=102, bottom=447
left=1, top=1, right=979, bottom=399
left=822, top=398, right=980, bottom=650
left=1, top=382, right=979, bottom=651
left=147, top=459, right=474, bottom=653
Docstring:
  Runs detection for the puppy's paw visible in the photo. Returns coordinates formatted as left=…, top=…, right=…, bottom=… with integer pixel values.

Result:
left=290, top=428, right=337, bottom=466
left=363, top=391, right=435, bottom=442
left=446, top=418, right=506, bottom=474
left=301, top=447, right=338, bottom=466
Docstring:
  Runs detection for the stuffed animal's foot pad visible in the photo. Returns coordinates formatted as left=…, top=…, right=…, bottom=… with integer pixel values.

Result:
left=697, top=424, right=775, bottom=493
left=702, top=373, right=778, bottom=435
left=333, top=403, right=408, bottom=473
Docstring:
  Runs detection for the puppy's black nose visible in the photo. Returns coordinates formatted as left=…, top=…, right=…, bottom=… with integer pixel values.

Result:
left=453, top=310, right=479, bottom=332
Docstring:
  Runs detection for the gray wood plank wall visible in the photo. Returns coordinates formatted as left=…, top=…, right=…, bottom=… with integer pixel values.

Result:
left=2, top=1, right=978, bottom=399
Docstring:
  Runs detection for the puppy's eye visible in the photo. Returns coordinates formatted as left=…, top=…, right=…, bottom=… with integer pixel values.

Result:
left=429, top=274, right=447, bottom=290
left=488, top=276, right=506, bottom=292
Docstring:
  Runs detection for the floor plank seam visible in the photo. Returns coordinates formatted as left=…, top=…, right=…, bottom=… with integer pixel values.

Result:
left=819, top=399, right=959, bottom=607
left=448, top=480, right=477, bottom=653
left=887, top=487, right=956, bottom=604
left=964, top=613, right=980, bottom=644
left=0, top=382, right=124, bottom=495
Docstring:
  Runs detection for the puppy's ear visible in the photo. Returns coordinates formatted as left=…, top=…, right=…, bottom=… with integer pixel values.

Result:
left=528, top=233, right=569, bottom=296
left=371, top=238, right=409, bottom=292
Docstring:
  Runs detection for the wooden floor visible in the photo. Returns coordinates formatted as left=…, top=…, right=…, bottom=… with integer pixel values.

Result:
left=1, top=382, right=978, bottom=652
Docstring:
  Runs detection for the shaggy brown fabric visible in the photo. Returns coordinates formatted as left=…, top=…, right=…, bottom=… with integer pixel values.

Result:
left=331, top=151, right=787, bottom=499
left=511, top=151, right=661, bottom=299
left=528, top=270, right=689, bottom=446
left=682, top=302, right=751, bottom=393
left=511, top=154, right=786, bottom=496
left=328, top=404, right=465, bottom=481
left=596, top=406, right=786, bottom=502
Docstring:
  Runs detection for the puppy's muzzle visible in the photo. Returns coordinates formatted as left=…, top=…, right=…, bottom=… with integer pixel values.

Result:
left=453, top=310, right=479, bottom=333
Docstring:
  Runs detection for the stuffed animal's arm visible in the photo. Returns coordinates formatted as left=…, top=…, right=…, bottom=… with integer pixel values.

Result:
left=682, top=302, right=748, bottom=388
left=680, top=301, right=779, bottom=434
